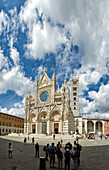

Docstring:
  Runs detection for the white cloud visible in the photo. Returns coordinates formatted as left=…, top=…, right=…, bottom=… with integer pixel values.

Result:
left=80, top=82, right=109, bottom=118
left=0, top=66, right=34, bottom=96
left=0, top=99, right=25, bottom=118
left=19, top=0, right=67, bottom=59
left=0, top=10, right=9, bottom=35
left=88, top=82, right=109, bottom=113
left=10, top=38, right=20, bottom=65
left=0, top=48, right=8, bottom=69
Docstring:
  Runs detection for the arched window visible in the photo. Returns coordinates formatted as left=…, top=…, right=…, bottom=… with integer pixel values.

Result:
left=76, top=119, right=79, bottom=126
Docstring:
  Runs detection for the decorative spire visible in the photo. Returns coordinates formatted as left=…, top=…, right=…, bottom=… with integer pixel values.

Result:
left=44, top=67, right=46, bottom=73
left=57, top=85, right=61, bottom=94
left=64, top=79, right=67, bottom=84
left=52, top=69, right=56, bottom=80
left=74, top=74, right=76, bottom=79
left=28, top=90, right=30, bottom=97
left=36, top=76, right=38, bottom=86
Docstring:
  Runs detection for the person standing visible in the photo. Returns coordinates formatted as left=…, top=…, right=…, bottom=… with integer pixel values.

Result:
left=8, top=143, right=13, bottom=158
left=24, top=137, right=27, bottom=145
left=72, top=146, right=79, bottom=170
left=48, top=143, right=56, bottom=168
left=100, top=134, right=102, bottom=140
left=32, top=137, right=35, bottom=144
left=35, top=142, right=39, bottom=158
left=64, top=144, right=71, bottom=170
left=45, top=144, right=49, bottom=160
left=75, top=141, right=82, bottom=166
left=28, top=134, right=29, bottom=141
left=60, top=138, right=63, bottom=145
left=57, top=144, right=63, bottom=169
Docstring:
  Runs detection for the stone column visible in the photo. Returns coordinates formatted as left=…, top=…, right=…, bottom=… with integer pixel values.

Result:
left=36, top=122, right=37, bottom=134
left=101, top=121, right=104, bottom=134
left=47, top=120, right=50, bottom=134
left=93, top=120, right=97, bottom=133
left=84, top=120, right=87, bottom=134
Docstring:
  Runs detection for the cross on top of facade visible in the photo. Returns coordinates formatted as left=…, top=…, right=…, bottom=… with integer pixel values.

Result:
left=44, top=67, right=46, bottom=72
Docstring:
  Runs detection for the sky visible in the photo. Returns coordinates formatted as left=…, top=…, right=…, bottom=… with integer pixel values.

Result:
left=0, top=0, right=109, bottom=119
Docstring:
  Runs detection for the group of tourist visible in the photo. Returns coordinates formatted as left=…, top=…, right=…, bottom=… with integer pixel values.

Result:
left=35, top=140, right=82, bottom=170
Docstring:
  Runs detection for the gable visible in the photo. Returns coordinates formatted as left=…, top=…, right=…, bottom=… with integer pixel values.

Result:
left=38, top=72, right=52, bottom=88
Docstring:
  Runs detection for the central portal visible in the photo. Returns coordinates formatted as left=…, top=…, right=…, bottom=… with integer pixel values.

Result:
left=42, top=122, right=47, bottom=134
left=54, top=123, right=59, bottom=134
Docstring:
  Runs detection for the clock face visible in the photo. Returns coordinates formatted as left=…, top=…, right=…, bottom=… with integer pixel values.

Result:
left=40, top=92, right=49, bottom=102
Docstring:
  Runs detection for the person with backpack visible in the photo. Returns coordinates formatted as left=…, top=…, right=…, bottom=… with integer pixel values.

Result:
left=72, top=146, right=79, bottom=170
left=48, top=143, right=56, bottom=168
left=74, top=141, right=82, bottom=166
left=64, top=144, right=71, bottom=170
left=35, top=142, right=39, bottom=158
left=43, top=144, right=49, bottom=160
left=57, top=144, right=63, bottom=169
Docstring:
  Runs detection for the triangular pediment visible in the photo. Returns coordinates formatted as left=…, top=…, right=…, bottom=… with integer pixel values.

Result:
left=39, top=72, right=52, bottom=88
left=51, top=104, right=61, bottom=112
left=40, top=105, right=50, bottom=113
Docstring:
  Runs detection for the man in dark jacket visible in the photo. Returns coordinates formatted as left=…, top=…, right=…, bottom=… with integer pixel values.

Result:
left=35, top=142, right=39, bottom=158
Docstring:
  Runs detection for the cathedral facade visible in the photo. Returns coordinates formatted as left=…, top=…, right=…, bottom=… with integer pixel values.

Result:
left=24, top=68, right=79, bottom=134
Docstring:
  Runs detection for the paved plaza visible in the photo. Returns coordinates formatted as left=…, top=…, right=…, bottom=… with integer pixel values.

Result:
left=0, top=134, right=109, bottom=170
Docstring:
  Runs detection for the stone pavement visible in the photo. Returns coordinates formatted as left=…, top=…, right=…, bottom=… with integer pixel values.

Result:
left=0, top=135, right=109, bottom=170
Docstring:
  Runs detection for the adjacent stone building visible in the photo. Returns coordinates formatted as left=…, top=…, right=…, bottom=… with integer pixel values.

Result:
left=0, top=112, right=24, bottom=135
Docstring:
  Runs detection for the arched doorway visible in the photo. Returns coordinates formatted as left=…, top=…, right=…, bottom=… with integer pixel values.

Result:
left=37, top=112, right=48, bottom=134
left=54, top=123, right=59, bottom=134
left=32, top=124, right=36, bottom=133
left=50, top=110, right=62, bottom=134
left=87, top=121, right=94, bottom=133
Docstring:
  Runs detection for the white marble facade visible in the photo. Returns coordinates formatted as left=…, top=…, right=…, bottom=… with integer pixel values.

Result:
left=24, top=68, right=79, bottom=134
left=24, top=68, right=106, bottom=135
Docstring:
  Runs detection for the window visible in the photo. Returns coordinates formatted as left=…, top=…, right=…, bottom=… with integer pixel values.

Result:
left=6, top=129, right=8, bottom=132
left=15, top=124, right=16, bottom=127
left=0, top=116, right=1, bottom=119
left=2, top=122, right=5, bottom=126
left=9, top=123, right=11, bottom=126
left=74, top=107, right=76, bottom=110
left=6, top=117, right=8, bottom=120
left=15, top=119, right=16, bottom=122
left=74, top=102, right=76, bottom=105
left=0, top=122, right=1, bottom=125
left=76, top=120, right=79, bottom=126
left=18, top=120, right=19, bottom=122
left=3, top=116, right=5, bottom=120
left=73, top=92, right=77, bottom=96
left=9, top=118, right=11, bottom=121
left=6, top=123, right=8, bottom=126
left=20, top=120, right=21, bottom=123
left=73, top=87, right=77, bottom=91
left=74, top=97, right=76, bottom=101
left=73, top=81, right=77, bottom=84
left=2, top=129, right=4, bottom=132
left=12, top=118, right=14, bottom=121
